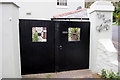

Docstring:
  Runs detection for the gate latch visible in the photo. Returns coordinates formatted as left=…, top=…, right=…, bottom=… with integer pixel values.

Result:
left=62, top=31, right=68, bottom=34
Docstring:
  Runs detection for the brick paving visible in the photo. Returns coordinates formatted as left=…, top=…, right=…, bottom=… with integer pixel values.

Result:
left=22, top=69, right=95, bottom=78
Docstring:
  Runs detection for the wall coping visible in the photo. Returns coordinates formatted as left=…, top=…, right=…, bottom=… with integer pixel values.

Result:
left=0, top=2, right=20, bottom=8
left=89, top=1, right=114, bottom=14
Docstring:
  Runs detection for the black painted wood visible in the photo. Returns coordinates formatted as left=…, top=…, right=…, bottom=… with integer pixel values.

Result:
left=19, top=19, right=90, bottom=75
left=55, top=21, right=90, bottom=71
left=19, top=20, right=55, bottom=75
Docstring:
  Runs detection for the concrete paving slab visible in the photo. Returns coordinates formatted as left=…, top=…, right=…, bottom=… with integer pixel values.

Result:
left=22, top=69, right=95, bottom=78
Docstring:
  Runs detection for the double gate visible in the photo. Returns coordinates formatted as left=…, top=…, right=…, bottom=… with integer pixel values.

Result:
left=19, top=19, right=90, bottom=75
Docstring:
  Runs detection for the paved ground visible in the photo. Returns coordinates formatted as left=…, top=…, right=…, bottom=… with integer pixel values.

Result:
left=112, top=40, right=120, bottom=74
left=22, top=69, right=97, bottom=78
left=112, top=25, right=120, bottom=73
left=113, top=40, right=120, bottom=60
left=112, top=25, right=119, bottom=42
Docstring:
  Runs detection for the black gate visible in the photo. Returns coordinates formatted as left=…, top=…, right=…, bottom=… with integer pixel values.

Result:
left=19, top=19, right=90, bottom=75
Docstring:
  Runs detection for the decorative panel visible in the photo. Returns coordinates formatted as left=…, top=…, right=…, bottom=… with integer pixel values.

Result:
left=32, top=27, right=47, bottom=42
left=68, top=28, right=80, bottom=41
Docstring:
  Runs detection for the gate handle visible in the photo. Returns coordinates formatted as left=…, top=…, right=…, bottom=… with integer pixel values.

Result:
left=59, top=45, right=62, bottom=50
left=59, top=45, right=62, bottom=48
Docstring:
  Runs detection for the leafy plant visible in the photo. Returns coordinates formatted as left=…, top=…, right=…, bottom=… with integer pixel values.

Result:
left=101, top=69, right=120, bottom=80
left=113, top=1, right=120, bottom=25
left=32, top=32, right=38, bottom=42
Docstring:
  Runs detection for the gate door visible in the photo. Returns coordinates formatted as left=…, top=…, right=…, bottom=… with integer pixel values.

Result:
left=20, top=20, right=90, bottom=75
left=20, top=20, right=55, bottom=75
left=55, top=21, right=90, bottom=72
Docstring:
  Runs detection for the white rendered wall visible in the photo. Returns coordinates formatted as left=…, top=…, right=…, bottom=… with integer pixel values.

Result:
left=96, top=39, right=118, bottom=74
left=89, top=11, right=113, bottom=71
left=19, top=0, right=85, bottom=19
left=2, top=3, right=21, bottom=78
left=89, top=1, right=118, bottom=74
left=0, top=3, right=2, bottom=80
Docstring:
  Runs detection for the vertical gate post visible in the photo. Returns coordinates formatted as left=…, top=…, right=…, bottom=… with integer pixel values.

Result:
left=2, top=2, right=21, bottom=78
left=89, top=1, right=118, bottom=74
left=0, top=3, right=2, bottom=80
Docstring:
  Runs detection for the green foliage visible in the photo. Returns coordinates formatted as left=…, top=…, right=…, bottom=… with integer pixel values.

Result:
left=113, top=2, right=120, bottom=25
left=32, top=32, right=38, bottom=42
left=118, top=2, right=120, bottom=7
left=101, top=69, right=120, bottom=80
